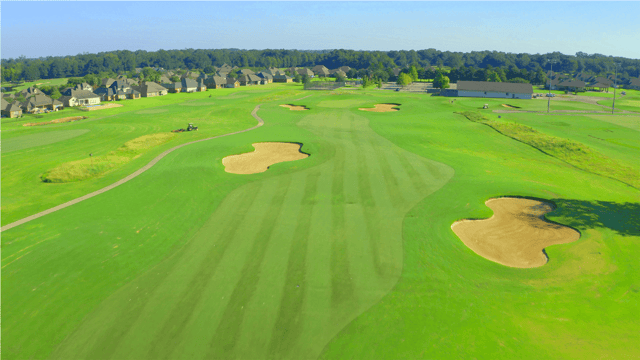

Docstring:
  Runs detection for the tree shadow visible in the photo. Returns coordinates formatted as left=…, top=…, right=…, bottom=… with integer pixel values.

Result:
left=549, top=199, right=640, bottom=237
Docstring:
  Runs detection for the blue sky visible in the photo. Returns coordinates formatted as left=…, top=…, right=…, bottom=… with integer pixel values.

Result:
left=2, top=1, right=639, bottom=59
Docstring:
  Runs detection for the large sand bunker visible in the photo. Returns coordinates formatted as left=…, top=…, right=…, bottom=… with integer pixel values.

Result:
left=358, top=103, right=400, bottom=112
left=451, top=197, right=580, bottom=268
left=280, top=104, right=309, bottom=111
left=223, top=142, right=309, bottom=174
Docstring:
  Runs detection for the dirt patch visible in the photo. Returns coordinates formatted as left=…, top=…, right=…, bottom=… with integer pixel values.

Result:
left=502, top=104, right=521, bottom=109
left=78, top=103, right=123, bottom=111
left=23, top=116, right=88, bottom=127
left=223, top=142, right=309, bottom=174
left=451, top=197, right=580, bottom=268
left=358, top=103, right=400, bottom=112
left=280, top=104, right=309, bottom=111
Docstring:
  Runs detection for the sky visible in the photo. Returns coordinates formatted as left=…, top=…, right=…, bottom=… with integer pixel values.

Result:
left=1, top=1, right=639, bottom=60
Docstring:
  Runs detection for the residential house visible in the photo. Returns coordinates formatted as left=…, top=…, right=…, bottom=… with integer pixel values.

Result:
left=297, top=68, right=314, bottom=77
left=94, top=87, right=116, bottom=101
left=586, top=82, right=612, bottom=92
left=21, top=94, right=63, bottom=113
left=226, top=77, right=240, bottom=88
left=19, top=86, right=44, bottom=98
left=109, top=80, right=142, bottom=99
left=314, top=67, right=330, bottom=77
left=236, top=69, right=255, bottom=76
left=339, top=66, right=351, bottom=73
left=256, top=72, right=273, bottom=84
left=1, top=98, right=23, bottom=118
left=181, top=71, right=200, bottom=80
left=132, top=81, right=168, bottom=97
left=238, top=74, right=262, bottom=86
left=593, top=77, right=614, bottom=87
left=626, top=77, right=640, bottom=90
left=159, top=75, right=172, bottom=84
left=312, top=65, right=329, bottom=75
left=196, top=79, right=207, bottom=91
left=74, top=83, right=94, bottom=91
left=273, top=74, right=293, bottom=83
left=331, top=69, right=347, bottom=78
left=449, top=81, right=533, bottom=99
left=58, top=89, right=101, bottom=107
left=102, top=78, right=117, bottom=88
left=203, top=76, right=227, bottom=89
left=262, top=67, right=281, bottom=76
left=557, top=79, right=586, bottom=92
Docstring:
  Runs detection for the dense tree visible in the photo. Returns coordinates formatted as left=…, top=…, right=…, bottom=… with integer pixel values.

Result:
left=433, top=72, right=450, bottom=89
left=397, top=73, right=412, bottom=87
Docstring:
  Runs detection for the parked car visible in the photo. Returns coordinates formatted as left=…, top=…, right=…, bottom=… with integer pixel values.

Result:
left=546, top=93, right=556, bottom=97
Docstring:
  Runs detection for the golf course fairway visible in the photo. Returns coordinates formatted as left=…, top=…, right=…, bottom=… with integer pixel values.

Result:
left=2, top=85, right=639, bottom=359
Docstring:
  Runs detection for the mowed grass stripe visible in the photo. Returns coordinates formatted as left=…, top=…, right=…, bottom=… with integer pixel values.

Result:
left=267, top=170, right=322, bottom=359
left=160, top=179, right=284, bottom=360
left=50, top=184, right=261, bottom=360
left=366, top=133, right=404, bottom=210
left=205, top=175, right=293, bottom=359
left=330, top=130, right=356, bottom=312
left=232, top=171, right=309, bottom=359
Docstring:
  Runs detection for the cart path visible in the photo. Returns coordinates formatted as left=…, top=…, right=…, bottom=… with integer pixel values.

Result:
left=1, top=105, right=265, bottom=233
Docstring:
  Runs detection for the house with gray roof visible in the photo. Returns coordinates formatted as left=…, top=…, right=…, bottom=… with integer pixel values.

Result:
left=273, top=74, right=293, bottom=83
left=21, top=94, right=63, bottom=113
left=297, top=68, right=314, bottom=77
left=58, top=89, right=101, bottom=107
left=204, top=76, right=227, bottom=89
left=450, top=81, right=533, bottom=99
left=109, top=80, right=141, bottom=99
left=19, top=86, right=44, bottom=98
left=557, top=79, right=586, bottom=92
left=102, top=78, right=117, bottom=88
left=238, top=74, right=262, bottom=86
left=237, top=69, right=255, bottom=76
left=626, top=77, right=640, bottom=90
left=132, top=81, right=168, bottom=97
left=339, top=66, right=351, bottom=73
left=226, top=77, right=240, bottom=88
left=1, top=98, right=23, bottom=118
left=330, top=69, right=347, bottom=78
left=312, top=65, right=329, bottom=74
left=94, top=87, right=116, bottom=101
left=256, top=72, right=273, bottom=84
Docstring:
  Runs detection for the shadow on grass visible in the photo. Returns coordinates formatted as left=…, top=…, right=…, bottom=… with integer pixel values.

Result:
left=550, top=199, right=640, bottom=237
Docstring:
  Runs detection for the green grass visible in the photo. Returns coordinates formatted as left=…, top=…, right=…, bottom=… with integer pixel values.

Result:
left=2, top=87, right=639, bottom=359
left=7, top=77, right=69, bottom=92
left=40, top=133, right=176, bottom=183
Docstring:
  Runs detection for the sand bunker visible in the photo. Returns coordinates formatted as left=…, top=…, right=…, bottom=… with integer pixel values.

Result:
left=358, top=103, right=400, bottom=112
left=451, top=197, right=580, bottom=268
left=280, top=104, right=309, bottom=111
left=223, top=142, right=309, bottom=174
left=502, top=104, right=521, bottom=109
left=23, top=116, right=88, bottom=127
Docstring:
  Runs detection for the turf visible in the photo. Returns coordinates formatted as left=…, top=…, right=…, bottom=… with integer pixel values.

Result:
left=2, top=86, right=639, bottom=360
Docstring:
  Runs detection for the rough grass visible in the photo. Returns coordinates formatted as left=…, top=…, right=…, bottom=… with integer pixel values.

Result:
left=458, top=111, right=639, bottom=189
left=40, top=133, right=175, bottom=183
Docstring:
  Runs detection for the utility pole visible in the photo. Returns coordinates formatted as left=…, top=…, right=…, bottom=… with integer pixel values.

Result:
left=612, top=62, right=620, bottom=115
left=547, top=59, right=556, bottom=113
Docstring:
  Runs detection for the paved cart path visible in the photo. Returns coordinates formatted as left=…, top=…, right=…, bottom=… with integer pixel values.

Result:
left=1, top=105, right=265, bottom=233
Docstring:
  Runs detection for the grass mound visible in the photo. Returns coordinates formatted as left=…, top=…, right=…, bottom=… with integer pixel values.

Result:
left=40, top=133, right=176, bottom=183
left=458, top=111, right=639, bottom=189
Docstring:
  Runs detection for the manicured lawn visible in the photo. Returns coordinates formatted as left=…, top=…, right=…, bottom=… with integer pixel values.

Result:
left=2, top=87, right=639, bottom=360
left=7, top=77, right=69, bottom=92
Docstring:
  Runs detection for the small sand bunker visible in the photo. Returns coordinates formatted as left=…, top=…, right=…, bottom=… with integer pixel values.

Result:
left=223, top=142, right=309, bottom=174
left=451, top=198, right=580, bottom=268
left=502, top=104, right=521, bottom=109
left=358, top=103, right=400, bottom=112
left=280, top=104, right=309, bottom=111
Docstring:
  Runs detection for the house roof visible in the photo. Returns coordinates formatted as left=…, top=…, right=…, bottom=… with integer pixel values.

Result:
left=237, top=69, right=255, bottom=75
left=557, top=79, right=586, bottom=88
left=102, top=78, right=116, bottom=87
left=594, top=76, right=613, bottom=85
left=94, top=88, right=115, bottom=96
left=297, top=68, right=314, bottom=76
left=312, top=65, right=329, bottom=73
left=273, top=74, right=292, bottom=80
left=181, top=78, right=198, bottom=87
left=256, top=72, right=273, bottom=80
left=339, top=66, right=351, bottom=72
left=24, top=94, right=54, bottom=107
left=589, top=82, right=611, bottom=88
left=629, top=78, right=640, bottom=86
left=227, top=77, right=239, bottom=84
left=331, top=69, right=347, bottom=77
left=68, top=90, right=100, bottom=99
left=136, top=81, right=167, bottom=93
left=247, top=74, right=261, bottom=82
left=456, top=81, right=533, bottom=94
left=1, top=97, right=9, bottom=110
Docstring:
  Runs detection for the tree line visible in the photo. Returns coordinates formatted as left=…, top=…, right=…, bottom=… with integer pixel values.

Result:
left=2, top=48, right=637, bottom=84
